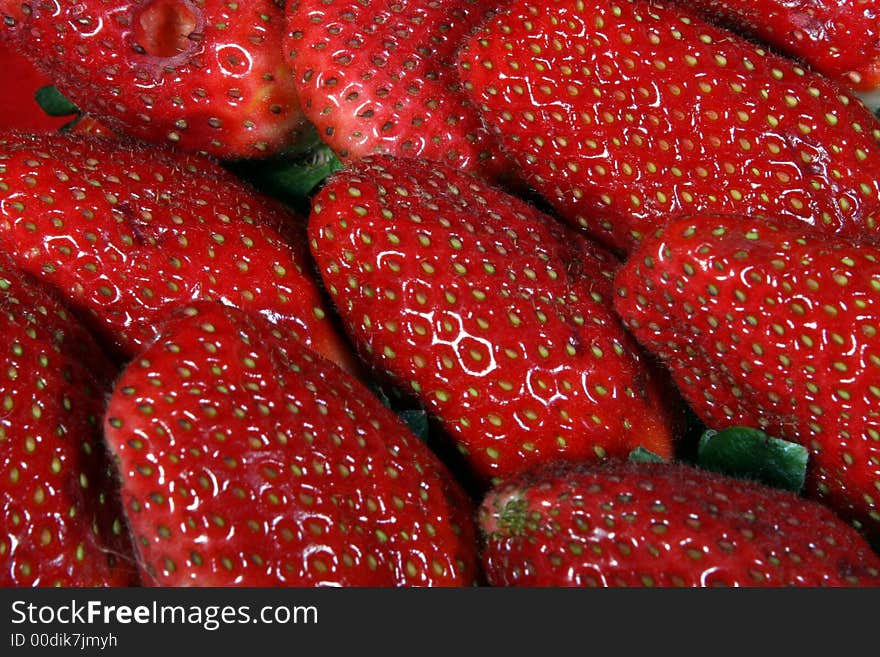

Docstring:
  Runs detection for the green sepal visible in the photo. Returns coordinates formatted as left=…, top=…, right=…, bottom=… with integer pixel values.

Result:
left=227, top=140, right=343, bottom=213
left=697, top=426, right=808, bottom=493
left=368, top=381, right=393, bottom=410
left=398, top=409, right=430, bottom=442
left=34, top=85, right=79, bottom=117
left=365, top=381, right=430, bottom=442
left=259, top=143, right=342, bottom=199
left=628, top=446, right=667, bottom=463
left=58, top=114, right=89, bottom=134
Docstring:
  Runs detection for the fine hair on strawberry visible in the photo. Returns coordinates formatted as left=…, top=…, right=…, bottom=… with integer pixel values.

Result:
left=308, top=154, right=679, bottom=488
left=103, top=301, right=479, bottom=587
left=0, top=129, right=355, bottom=371
left=614, top=213, right=880, bottom=540
left=480, top=460, right=880, bottom=587
left=458, top=0, right=880, bottom=256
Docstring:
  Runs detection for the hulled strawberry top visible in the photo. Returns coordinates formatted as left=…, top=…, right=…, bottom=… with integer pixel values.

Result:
left=1, top=0, right=308, bottom=159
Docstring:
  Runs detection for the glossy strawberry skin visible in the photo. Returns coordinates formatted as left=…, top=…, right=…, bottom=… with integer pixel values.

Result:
left=0, top=130, right=354, bottom=371
left=308, top=155, right=677, bottom=487
left=1, top=0, right=307, bottom=159
left=285, top=0, right=506, bottom=180
left=614, top=214, right=880, bottom=537
left=458, top=0, right=880, bottom=255
left=0, top=253, right=137, bottom=587
left=103, top=301, right=477, bottom=587
left=680, top=0, right=880, bottom=96
left=480, top=460, right=880, bottom=587
left=0, top=39, right=69, bottom=132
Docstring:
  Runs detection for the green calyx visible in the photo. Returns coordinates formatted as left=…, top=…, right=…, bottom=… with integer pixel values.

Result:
left=697, top=426, right=809, bottom=493
left=627, top=424, right=809, bottom=494
left=628, top=446, right=666, bottom=463
left=494, top=494, right=530, bottom=537
left=226, top=134, right=343, bottom=214
left=34, top=85, right=79, bottom=117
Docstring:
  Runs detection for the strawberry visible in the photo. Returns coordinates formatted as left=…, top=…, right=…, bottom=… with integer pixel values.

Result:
left=0, top=39, right=69, bottom=132
left=613, top=214, right=880, bottom=538
left=1, top=0, right=308, bottom=159
left=308, top=155, right=677, bottom=487
left=284, top=0, right=507, bottom=180
left=0, top=130, right=354, bottom=371
left=103, top=301, right=478, bottom=586
left=66, top=114, right=120, bottom=140
left=480, top=460, right=880, bottom=587
left=677, top=0, right=880, bottom=107
left=0, top=252, right=137, bottom=587
left=457, top=0, right=880, bottom=255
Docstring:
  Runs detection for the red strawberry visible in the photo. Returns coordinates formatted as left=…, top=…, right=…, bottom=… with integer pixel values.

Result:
left=0, top=39, right=69, bottom=132
left=1, top=0, right=308, bottom=159
left=0, top=252, right=137, bottom=586
left=0, top=130, right=355, bottom=372
left=284, top=0, right=507, bottom=180
left=480, top=460, right=880, bottom=587
left=308, top=155, right=677, bottom=486
left=103, top=301, right=477, bottom=586
left=458, top=0, right=880, bottom=255
left=677, top=0, right=880, bottom=105
left=66, top=114, right=120, bottom=140
left=614, top=214, right=880, bottom=537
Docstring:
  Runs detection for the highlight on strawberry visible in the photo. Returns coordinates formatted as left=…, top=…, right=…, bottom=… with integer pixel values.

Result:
left=480, top=460, right=880, bottom=587
left=308, top=155, right=678, bottom=487
left=0, top=0, right=309, bottom=159
left=0, top=252, right=138, bottom=587
left=0, top=130, right=354, bottom=371
left=458, top=0, right=880, bottom=255
left=284, top=0, right=508, bottom=180
left=674, top=0, right=880, bottom=110
left=103, top=302, right=478, bottom=586
left=2, top=0, right=880, bottom=590
left=614, top=214, right=880, bottom=539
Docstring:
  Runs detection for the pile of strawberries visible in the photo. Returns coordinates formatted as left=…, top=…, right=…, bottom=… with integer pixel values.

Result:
left=2, top=0, right=880, bottom=587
